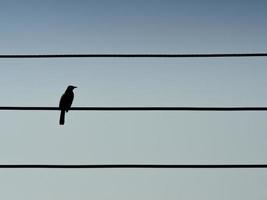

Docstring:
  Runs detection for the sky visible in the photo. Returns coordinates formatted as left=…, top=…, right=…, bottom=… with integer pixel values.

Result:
left=0, top=0, right=267, bottom=199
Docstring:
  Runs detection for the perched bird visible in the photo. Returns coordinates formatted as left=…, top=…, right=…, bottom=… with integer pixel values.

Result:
left=59, top=85, right=77, bottom=125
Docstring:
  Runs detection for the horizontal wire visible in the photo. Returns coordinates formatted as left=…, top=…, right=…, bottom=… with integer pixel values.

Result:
left=0, top=53, right=266, bottom=58
left=0, top=107, right=267, bottom=111
left=0, top=164, right=266, bottom=169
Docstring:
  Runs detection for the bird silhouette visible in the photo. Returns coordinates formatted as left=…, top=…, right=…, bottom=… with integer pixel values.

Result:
left=59, top=85, right=77, bottom=125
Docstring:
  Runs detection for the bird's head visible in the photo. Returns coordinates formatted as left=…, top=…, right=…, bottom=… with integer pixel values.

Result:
left=67, top=85, right=77, bottom=90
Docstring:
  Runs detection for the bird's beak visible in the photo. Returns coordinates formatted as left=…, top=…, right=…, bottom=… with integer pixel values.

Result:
left=73, top=86, right=77, bottom=89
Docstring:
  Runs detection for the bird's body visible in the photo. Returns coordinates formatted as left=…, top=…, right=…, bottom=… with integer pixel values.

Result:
left=59, top=85, right=77, bottom=125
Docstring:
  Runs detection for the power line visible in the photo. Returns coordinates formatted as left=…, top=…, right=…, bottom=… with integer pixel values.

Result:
left=0, top=164, right=266, bottom=169
left=0, top=53, right=266, bottom=58
left=0, top=106, right=267, bottom=111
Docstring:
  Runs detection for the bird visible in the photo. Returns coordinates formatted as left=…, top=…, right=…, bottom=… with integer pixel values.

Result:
left=59, top=85, right=77, bottom=125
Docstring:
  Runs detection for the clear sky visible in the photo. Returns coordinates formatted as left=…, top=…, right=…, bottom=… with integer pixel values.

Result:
left=0, top=0, right=267, bottom=199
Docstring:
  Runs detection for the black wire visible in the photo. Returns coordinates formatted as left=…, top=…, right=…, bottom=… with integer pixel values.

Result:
left=0, top=107, right=267, bottom=111
left=0, top=164, right=266, bottom=169
left=0, top=53, right=266, bottom=58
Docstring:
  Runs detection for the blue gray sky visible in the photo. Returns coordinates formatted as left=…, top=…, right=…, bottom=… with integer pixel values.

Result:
left=0, top=0, right=267, bottom=199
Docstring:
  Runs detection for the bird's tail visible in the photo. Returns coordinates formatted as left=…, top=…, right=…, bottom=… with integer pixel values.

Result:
left=59, top=110, right=65, bottom=125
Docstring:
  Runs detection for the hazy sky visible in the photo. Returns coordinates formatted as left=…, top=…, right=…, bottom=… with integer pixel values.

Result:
left=0, top=0, right=267, bottom=199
